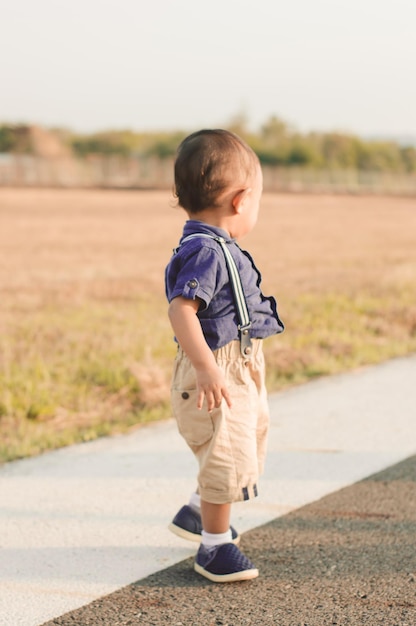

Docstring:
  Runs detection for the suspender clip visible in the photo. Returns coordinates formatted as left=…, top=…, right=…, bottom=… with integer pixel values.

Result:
left=238, top=323, right=253, bottom=358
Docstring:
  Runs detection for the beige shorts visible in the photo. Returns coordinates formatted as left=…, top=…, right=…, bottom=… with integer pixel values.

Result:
left=171, top=339, right=269, bottom=504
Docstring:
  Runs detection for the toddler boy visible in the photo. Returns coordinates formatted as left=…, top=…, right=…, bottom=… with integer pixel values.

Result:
left=165, top=129, right=284, bottom=582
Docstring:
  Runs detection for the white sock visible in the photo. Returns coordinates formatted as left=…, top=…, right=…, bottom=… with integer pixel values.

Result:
left=201, top=529, right=233, bottom=547
left=188, top=492, right=201, bottom=512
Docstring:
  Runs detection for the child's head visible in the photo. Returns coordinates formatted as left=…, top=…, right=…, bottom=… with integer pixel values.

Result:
left=174, top=129, right=260, bottom=215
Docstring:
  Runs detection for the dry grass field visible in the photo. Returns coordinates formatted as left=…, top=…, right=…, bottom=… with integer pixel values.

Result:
left=1, top=188, right=416, bottom=462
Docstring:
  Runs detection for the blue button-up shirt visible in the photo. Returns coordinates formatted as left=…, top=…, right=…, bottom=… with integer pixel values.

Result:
left=165, top=220, right=284, bottom=350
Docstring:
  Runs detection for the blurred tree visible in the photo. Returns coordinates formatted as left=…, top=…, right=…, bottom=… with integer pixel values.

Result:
left=0, top=125, right=32, bottom=153
left=254, top=115, right=293, bottom=165
left=318, top=133, right=361, bottom=169
left=400, top=146, right=416, bottom=172
left=2, top=119, right=413, bottom=174
left=0, top=125, right=15, bottom=152
left=260, top=115, right=292, bottom=146
left=357, top=141, right=403, bottom=172
left=71, top=132, right=131, bottom=157
left=226, top=111, right=251, bottom=140
left=145, top=132, right=187, bottom=158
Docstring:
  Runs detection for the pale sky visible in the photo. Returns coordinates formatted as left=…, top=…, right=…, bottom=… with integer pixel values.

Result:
left=1, top=0, right=415, bottom=137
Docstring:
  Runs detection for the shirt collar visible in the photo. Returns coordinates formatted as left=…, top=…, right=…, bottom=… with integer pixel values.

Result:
left=182, top=220, right=234, bottom=242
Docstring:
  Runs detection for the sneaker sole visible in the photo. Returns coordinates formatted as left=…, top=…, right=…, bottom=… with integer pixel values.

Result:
left=168, top=522, right=240, bottom=545
left=194, top=562, right=259, bottom=583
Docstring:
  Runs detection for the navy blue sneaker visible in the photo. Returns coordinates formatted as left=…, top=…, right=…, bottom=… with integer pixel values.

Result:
left=194, top=542, right=259, bottom=582
left=168, top=505, right=240, bottom=544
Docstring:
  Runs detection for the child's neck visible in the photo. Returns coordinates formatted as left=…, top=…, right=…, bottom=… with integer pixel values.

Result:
left=188, top=209, right=234, bottom=236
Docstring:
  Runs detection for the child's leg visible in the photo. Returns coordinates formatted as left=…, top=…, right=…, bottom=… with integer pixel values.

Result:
left=200, top=499, right=231, bottom=534
left=196, top=498, right=258, bottom=582
left=169, top=493, right=240, bottom=544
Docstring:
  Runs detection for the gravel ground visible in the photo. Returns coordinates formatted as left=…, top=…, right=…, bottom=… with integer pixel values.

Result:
left=43, top=454, right=416, bottom=626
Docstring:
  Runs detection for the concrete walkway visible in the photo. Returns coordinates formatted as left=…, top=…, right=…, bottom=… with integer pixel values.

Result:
left=1, top=355, right=415, bottom=626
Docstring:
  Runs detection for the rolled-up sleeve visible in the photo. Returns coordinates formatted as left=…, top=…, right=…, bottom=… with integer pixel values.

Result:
left=166, top=245, right=223, bottom=311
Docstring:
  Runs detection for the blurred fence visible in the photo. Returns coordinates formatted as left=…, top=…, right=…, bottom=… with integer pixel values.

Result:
left=1, top=153, right=416, bottom=195
left=0, top=154, right=173, bottom=189
left=262, top=165, right=416, bottom=195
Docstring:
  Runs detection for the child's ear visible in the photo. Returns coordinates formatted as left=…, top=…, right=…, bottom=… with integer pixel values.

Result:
left=232, top=187, right=252, bottom=214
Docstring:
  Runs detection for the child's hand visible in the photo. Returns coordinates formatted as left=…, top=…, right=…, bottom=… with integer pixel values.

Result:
left=195, top=364, right=232, bottom=412
left=168, top=297, right=232, bottom=411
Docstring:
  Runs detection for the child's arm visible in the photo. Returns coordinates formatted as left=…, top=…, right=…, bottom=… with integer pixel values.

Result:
left=168, top=296, right=232, bottom=412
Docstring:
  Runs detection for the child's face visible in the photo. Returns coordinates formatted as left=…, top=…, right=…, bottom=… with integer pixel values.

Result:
left=234, top=162, right=263, bottom=239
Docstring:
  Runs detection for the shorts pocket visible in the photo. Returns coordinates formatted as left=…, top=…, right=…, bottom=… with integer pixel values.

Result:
left=171, top=388, right=214, bottom=447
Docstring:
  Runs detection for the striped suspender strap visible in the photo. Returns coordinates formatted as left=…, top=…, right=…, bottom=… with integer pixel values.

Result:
left=179, top=233, right=253, bottom=358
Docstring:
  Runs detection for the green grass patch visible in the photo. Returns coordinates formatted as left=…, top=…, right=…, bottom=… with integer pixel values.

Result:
left=265, top=287, right=416, bottom=389
left=1, top=285, right=416, bottom=463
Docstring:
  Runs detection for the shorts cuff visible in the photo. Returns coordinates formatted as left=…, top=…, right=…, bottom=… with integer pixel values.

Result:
left=199, top=482, right=259, bottom=504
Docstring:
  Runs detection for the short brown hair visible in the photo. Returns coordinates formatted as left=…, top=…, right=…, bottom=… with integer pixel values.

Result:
left=174, top=129, right=259, bottom=213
